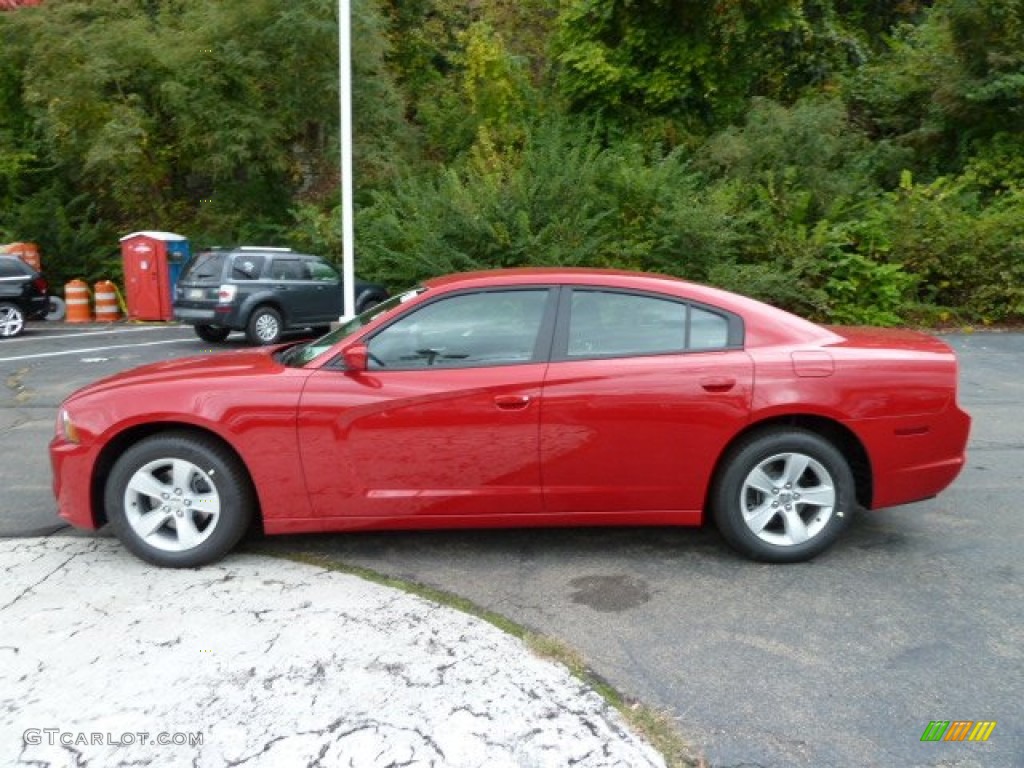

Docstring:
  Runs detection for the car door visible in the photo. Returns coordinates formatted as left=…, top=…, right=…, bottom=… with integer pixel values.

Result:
left=266, top=256, right=313, bottom=323
left=297, top=287, right=557, bottom=519
left=303, top=256, right=344, bottom=322
left=539, top=287, right=754, bottom=515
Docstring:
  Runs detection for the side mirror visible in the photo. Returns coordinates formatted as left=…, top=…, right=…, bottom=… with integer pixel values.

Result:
left=341, top=343, right=368, bottom=372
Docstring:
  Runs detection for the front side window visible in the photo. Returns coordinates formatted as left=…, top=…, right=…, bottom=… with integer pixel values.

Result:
left=367, top=289, right=550, bottom=369
left=566, top=289, right=733, bottom=358
left=308, top=258, right=339, bottom=282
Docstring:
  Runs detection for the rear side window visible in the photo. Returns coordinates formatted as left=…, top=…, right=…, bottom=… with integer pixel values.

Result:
left=182, top=252, right=226, bottom=281
left=0, top=259, right=29, bottom=278
left=230, top=254, right=266, bottom=280
left=689, top=305, right=730, bottom=350
left=565, top=289, right=736, bottom=358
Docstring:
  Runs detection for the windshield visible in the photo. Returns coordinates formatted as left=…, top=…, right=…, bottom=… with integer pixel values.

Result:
left=279, top=287, right=426, bottom=367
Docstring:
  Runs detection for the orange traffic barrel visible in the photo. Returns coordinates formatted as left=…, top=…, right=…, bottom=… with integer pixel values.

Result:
left=94, top=280, right=120, bottom=322
left=65, top=279, right=92, bottom=323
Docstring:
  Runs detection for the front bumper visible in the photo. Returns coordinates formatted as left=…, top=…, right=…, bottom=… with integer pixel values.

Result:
left=50, top=435, right=101, bottom=530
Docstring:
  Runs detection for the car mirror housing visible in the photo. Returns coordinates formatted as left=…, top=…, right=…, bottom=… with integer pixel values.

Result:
left=342, top=343, right=368, bottom=372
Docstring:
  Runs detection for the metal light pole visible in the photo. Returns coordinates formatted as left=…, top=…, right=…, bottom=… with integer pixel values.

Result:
left=338, top=0, right=356, bottom=320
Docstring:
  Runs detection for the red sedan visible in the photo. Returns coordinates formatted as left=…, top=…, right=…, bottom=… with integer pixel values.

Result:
left=51, top=269, right=970, bottom=567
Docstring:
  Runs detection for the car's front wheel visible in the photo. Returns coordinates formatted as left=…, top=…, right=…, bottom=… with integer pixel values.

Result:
left=246, top=306, right=282, bottom=345
left=712, top=429, right=855, bottom=563
left=105, top=432, right=255, bottom=567
left=194, top=324, right=231, bottom=343
left=0, top=302, right=26, bottom=338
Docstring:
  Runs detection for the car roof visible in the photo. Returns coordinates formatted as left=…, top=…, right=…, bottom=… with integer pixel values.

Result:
left=420, top=268, right=834, bottom=347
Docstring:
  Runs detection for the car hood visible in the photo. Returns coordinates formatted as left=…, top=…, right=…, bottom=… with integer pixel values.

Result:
left=64, top=347, right=288, bottom=402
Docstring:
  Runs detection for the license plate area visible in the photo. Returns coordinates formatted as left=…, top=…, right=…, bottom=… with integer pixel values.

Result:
left=188, top=289, right=205, bottom=299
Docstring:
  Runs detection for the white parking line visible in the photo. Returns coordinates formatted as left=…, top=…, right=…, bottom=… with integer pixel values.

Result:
left=4, top=326, right=191, bottom=343
left=0, top=338, right=194, bottom=363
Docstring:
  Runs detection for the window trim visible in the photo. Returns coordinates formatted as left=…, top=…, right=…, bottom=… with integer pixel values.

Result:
left=550, top=285, right=744, bottom=362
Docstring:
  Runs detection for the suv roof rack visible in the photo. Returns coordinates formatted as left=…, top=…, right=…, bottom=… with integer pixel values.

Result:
left=239, top=246, right=293, bottom=252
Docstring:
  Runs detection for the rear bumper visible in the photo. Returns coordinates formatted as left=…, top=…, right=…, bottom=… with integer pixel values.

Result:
left=173, top=305, right=244, bottom=329
left=26, top=294, right=49, bottom=320
left=854, top=404, right=972, bottom=509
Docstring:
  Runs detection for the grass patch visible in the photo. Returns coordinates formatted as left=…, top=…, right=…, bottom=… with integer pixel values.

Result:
left=265, top=548, right=705, bottom=768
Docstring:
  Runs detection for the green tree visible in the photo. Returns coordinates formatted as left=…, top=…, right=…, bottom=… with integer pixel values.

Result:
left=555, top=0, right=879, bottom=138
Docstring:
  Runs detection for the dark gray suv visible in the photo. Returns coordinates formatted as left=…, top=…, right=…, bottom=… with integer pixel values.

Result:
left=173, top=247, right=388, bottom=345
left=0, top=255, right=49, bottom=338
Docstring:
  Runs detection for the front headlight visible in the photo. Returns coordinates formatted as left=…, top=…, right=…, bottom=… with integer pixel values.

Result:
left=57, top=408, right=80, bottom=444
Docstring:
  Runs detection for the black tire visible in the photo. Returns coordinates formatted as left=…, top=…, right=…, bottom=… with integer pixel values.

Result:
left=356, top=295, right=383, bottom=314
left=46, top=296, right=67, bottom=321
left=245, top=305, right=283, bottom=345
left=711, top=429, right=855, bottom=563
left=194, top=324, right=231, bottom=343
left=0, top=302, right=26, bottom=338
left=105, top=431, right=255, bottom=567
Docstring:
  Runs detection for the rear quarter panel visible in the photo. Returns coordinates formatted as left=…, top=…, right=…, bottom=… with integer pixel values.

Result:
left=748, top=336, right=969, bottom=509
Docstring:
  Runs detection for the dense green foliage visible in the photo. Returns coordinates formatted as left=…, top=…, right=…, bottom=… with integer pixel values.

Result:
left=0, top=0, right=1021, bottom=324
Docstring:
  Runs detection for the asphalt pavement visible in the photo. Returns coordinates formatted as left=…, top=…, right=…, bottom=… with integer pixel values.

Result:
left=2, top=321, right=1022, bottom=767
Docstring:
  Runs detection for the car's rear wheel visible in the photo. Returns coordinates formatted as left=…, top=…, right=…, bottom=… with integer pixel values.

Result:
left=105, top=432, right=255, bottom=567
left=194, top=324, right=231, bottom=343
left=0, top=302, right=25, bottom=338
left=712, top=429, right=855, bottom=563
left=246, top=306, right=282, bottom=345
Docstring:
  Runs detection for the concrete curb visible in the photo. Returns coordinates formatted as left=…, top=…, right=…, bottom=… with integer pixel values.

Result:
left=0, top=537, right=665, bottom=767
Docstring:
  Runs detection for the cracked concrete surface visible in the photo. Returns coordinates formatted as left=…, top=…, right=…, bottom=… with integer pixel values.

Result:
left=0, top=538, right=664, bottom=768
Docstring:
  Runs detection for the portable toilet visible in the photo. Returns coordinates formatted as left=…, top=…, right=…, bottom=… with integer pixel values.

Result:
left=120, top=231, right=191, bottom=321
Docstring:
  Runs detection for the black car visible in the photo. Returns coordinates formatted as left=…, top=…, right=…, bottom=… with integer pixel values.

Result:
left=172, top=247, right=389, bottom=345
left=0, top=255, right=49, bottom=338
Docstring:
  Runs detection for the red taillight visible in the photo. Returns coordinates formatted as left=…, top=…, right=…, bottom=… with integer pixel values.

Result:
left=32, top=277, right=48, bottom=293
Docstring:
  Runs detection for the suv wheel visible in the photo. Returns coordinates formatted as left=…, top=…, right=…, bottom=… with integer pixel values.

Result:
left=0, top=302, right=26, bottom=338
left=194, top=325, right=231, bottom=343
left=246, top=306, right=283, bottom=345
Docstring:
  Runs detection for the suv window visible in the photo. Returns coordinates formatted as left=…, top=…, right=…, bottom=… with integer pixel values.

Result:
left=230, top=254, right=266, bottom=281
left=0, top=258, right=29, bottom=278
left=269, top=258, right=310, bottom=281
left=308, top=258, right=339, bottom=282
left=183, top=252, right=227, bottom=281
left=368, top=289, right=549, bottom=369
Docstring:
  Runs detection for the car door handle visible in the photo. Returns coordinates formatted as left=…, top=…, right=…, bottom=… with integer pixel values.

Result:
left=700, top=376, right=736, bottom=392
left=494, top=394, right=531, bottom=410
